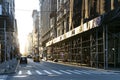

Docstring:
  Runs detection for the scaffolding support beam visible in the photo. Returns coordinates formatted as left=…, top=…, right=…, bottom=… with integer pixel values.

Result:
left=4, top=19, right=7, bottom=62
left=96, top=28, right=98, bottom=68
left=103, top=25, right=108, bottom=69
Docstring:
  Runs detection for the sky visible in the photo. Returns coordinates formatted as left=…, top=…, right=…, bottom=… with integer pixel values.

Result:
left=15, top=0, right=39, bottom=53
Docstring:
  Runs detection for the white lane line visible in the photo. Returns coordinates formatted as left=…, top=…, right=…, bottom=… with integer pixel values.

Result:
left=36, top=70, right=42, bottom=75
left=18, top=71, right=22, bottom=75
left=43, top=70, right=52, bottom=75
left=74, top=70, right=90, bottom=74
left=51, top=70, right=62, bottom=75
left=67, top=70, right=81, bottom=74
left=27, top=70, right=32, bottom=75
left=59, top=70, right=72, bottom=74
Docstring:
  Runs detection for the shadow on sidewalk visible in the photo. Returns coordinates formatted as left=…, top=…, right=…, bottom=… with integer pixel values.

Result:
left=0, top=59, right=19, bottom=74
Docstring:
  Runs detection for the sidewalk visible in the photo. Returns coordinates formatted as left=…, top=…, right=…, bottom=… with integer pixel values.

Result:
left=0, top=58, right=19, bottom=74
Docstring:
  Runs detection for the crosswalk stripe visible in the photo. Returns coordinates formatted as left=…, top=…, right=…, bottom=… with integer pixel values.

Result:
left=67, top=70, right=81, bottom=74
left=51, top=70, right=62, bottom=75
left=27, top=70, right=32, bottom=75
left=18, top=71, right=22, bottom=75
left=43, top=70, right=52, bottom=75
left=60, top=70, right=72, bottom=74
left=17, top=69, right=117, bottom=75
left=36, top=70, right=42, bottom=75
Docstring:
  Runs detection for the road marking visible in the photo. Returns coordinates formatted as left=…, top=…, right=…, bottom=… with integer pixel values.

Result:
left=51, top=70, right=62, bottom=75
left=17, top=69, right=118, bottom=76
left=36, top=70, right=42, bottom=75
left=59, top=70, right=72, bottom=74
left=18, top=71, right=22, bottom=75
left=43, top=70, right=52, bottom=75
left=27, top=70, right=32, bottom=75
left=13, top=75, right=27, bottom=78
left=67, top=70, right=81, bottom=74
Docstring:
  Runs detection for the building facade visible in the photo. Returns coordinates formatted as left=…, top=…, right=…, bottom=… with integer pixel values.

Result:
left=0, top=0, right=19, bottom=63
left=39, top=0, right=51, bottom=59
left=32, top=10, right=40, bottom=56
left=27, top=33, right=33, bottom=55
left=40, top=0, right=120, bottom=69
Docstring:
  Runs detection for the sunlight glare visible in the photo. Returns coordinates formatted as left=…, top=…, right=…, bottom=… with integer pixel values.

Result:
left=15, top=0, right=39, bottom=55
left=18, top=34, right=27, bottom=54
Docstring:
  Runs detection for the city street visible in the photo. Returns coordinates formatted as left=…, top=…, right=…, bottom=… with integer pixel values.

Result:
left=1, top=0, right=120, bottom=80
left=0, top=59, right=120, bottom=80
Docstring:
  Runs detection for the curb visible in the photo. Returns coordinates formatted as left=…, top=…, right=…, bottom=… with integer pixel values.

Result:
left=15, top=60, right=20, bottom=73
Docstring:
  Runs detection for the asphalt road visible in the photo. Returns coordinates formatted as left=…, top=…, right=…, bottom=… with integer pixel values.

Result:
left=1, top=59, right=120, bottom=80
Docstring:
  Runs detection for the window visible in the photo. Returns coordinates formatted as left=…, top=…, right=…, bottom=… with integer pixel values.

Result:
left=0, top=0, right=2, bottom=4
left=66, top=17, right=69, bottom=32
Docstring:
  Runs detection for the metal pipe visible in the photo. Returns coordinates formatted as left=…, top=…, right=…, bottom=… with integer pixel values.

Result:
left=96, top=28, right=98, bottom=68
left=103, top=25, right=108, bottom=69
left=4, top=19, right=6, bottom=62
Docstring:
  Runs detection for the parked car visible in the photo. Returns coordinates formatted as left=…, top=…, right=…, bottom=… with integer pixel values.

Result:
left=20, top=56, right=27, bottom=64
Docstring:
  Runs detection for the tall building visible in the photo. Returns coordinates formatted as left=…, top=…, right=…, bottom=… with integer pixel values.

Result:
left=45, top=0, right=57, bottom=59
left=0, top=0, right=19, bottom=63
left=26, top=33, right=33, bottom=55
left=39, top=0, right=51, bottom=59
left=40, top=0, right=120, bottom=69
left=32, top=10, right=39, bottom=56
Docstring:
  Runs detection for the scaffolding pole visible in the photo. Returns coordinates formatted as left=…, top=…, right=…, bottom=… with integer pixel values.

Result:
left=103, top=25, right=108, bottom=69
left=4, top=19, right=7, bottom=62
left=96, top=28, right=98, bottom=68
left=90, top=33, right=92, bottom=67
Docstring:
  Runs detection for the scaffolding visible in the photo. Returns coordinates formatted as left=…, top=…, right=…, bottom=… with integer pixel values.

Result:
left=50, top=25, right=120, bottom=69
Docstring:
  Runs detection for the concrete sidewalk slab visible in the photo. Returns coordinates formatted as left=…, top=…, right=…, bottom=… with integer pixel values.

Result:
left=0, top=59, right=19, bottom=74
